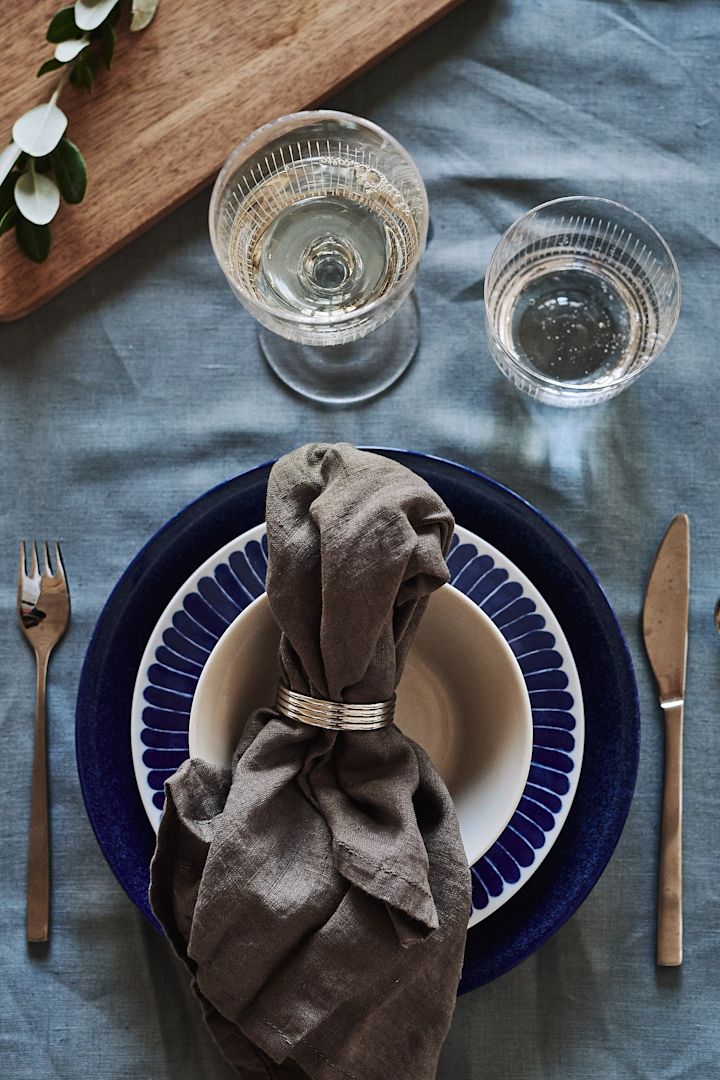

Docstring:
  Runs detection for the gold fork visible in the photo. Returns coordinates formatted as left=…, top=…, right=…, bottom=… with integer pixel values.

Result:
left=17, top=541, right=70, bottom=942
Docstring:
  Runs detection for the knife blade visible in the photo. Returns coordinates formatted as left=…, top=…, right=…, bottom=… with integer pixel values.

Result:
left=642, top=512, right=690, bottom=967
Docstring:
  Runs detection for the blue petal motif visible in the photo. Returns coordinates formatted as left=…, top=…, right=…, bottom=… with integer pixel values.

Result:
left=444, top=527, right=579, bottom=910
left=215, top=562, right=255, bottom=608
left=473, top=857, right=505, bottom=897
left=469, top=567, right=508, bottom=605
left=470, top=866, right=490, bottom=909
left=523, top=782, right=563, bottom=813
left=184, top=592, right=231, bottom=638
left=148, top=768, right=176, bottom=791
left=171, top=610, right=217, bottom=651
left=532, top=747, right=575, bottom=774
left=447, top=543, right=485, bottom=577
left=510, top=810, right=547, bottom=850
left=517, top=795, right=555, bottom=832
left=510, top=630, right=557, bottom=657
left=483, top=842, right=522, bottom=884
left=451, top=554, right=495, bottom=596
left=142, top=748, right=189, bottom=770
left=154, top=645, right=204, bottom=676
left=141, top=728, right=189, bottom=750
left=518, top=649, right=564, bottom=675
left=142, top=706, right=193, bottom=733
left=529, top=689, right=574, bottom=711
left=143, top=686, right=192, bottom=712
left=244, top=540, right=268, bottom=585
left=501, top=613, right=547, bottom=641
left=146, top=663, right=198, bottom=696
left=528, top=764, right=571, bottom=796
left=161, top=627, right=210, bottom=665
left=533, top=727, right=575, bottom=752
left=530, top=708, right=576, bottom=730
left=497, top=828, right=535, bottom=867
left=524, top=669, right=568, bottom=692
left=197, top=576, right=243, bottom=624
left=482, top=585, right=525, bottom=620
left=229, top=550, right=266, bottom=599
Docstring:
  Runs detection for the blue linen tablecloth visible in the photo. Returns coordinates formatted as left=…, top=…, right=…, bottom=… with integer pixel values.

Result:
left=1, top=1, right=719, bottom=1076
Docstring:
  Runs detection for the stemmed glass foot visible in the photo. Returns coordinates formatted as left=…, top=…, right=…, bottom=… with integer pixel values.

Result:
left=258, top=293, right=420, bottom=404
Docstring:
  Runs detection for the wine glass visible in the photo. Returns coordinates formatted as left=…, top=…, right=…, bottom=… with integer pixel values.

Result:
left=209, top=110, right=429, bottom=405
left=484, top=197, right=681, bottom=407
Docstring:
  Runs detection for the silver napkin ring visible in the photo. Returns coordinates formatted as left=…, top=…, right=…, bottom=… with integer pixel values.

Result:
left=275, top=684, right=395, bottom=731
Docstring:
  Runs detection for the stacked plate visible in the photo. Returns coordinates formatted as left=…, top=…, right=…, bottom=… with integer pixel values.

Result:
left=75, top=450, right=639, bottom=993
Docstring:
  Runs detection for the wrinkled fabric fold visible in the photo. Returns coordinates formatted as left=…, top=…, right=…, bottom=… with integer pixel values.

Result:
left=150, top=444, right=471, bottom=1080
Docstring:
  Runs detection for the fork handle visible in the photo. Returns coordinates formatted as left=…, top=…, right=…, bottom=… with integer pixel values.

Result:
left=657, top=701, right=683, bottom=966
left=27, top=652, right=50, bottom=943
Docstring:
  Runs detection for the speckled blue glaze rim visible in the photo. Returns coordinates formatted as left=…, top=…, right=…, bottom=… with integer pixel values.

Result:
left=130, top=522, right=584, bottom=927
left=75, top=449, right=639, bottom=994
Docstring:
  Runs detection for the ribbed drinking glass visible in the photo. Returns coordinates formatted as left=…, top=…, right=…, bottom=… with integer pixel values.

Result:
left=484, top=197, right=681, bottom=406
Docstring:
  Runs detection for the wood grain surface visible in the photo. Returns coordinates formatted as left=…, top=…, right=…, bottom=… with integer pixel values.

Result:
left=0, top=0, right=464, bottom=322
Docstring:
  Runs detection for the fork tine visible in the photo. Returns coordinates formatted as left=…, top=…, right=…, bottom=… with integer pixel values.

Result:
left=19, top=540, right=27, bottom=581
left=42, top=540, right=52, bottom=577
left=30, top=540, right=38, bottom=578
left=53, top=541, right=67, bottom=585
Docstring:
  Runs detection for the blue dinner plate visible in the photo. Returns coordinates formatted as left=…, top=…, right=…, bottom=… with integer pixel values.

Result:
left=75, top=449, right=639, bottom=993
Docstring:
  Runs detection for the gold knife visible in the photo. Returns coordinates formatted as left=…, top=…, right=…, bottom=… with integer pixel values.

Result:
left=642, top=513, right=690, bottom=967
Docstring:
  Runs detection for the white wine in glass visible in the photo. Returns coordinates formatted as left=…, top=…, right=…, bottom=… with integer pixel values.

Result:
left=209, top=111, right=428, bottom=404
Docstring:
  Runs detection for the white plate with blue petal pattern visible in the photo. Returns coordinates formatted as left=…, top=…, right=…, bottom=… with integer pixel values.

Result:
left=131, top=522, right=584, bottom=926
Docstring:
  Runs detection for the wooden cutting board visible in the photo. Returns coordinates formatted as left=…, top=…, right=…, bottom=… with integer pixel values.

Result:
left=0, top=0, right=463, bottom=322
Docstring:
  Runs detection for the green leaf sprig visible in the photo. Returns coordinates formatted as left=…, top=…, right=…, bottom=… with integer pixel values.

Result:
left=0, top=0, right=158, bottom=262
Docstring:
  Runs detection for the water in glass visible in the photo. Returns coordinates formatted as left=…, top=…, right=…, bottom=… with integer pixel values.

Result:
left=224, top=143, right=420, bottom=323
left=485, top=199, right=680, bottom=405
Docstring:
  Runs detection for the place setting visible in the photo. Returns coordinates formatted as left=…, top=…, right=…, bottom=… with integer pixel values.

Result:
left=75, top=435, right=641, bottom=997
left=3, top=3, right=704, bottom=1079
left=33, top=108, right=675, bottom=1069
left=27, top=105, right=677, bottom=1072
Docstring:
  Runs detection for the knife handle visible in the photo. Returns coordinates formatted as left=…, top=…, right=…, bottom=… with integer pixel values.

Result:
left=657, top=701, right=683, bottom=966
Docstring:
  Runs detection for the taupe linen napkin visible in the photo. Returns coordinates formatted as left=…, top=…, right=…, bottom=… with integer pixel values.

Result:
left=150, top=444, right=471, bottom=1080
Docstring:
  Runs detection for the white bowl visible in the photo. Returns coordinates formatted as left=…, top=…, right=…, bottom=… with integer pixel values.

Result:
left=189, top=583, right=533, bottom=866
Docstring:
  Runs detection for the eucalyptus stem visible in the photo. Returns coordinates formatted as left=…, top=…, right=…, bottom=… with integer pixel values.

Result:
left=49, top=69, right=71, bottom=107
